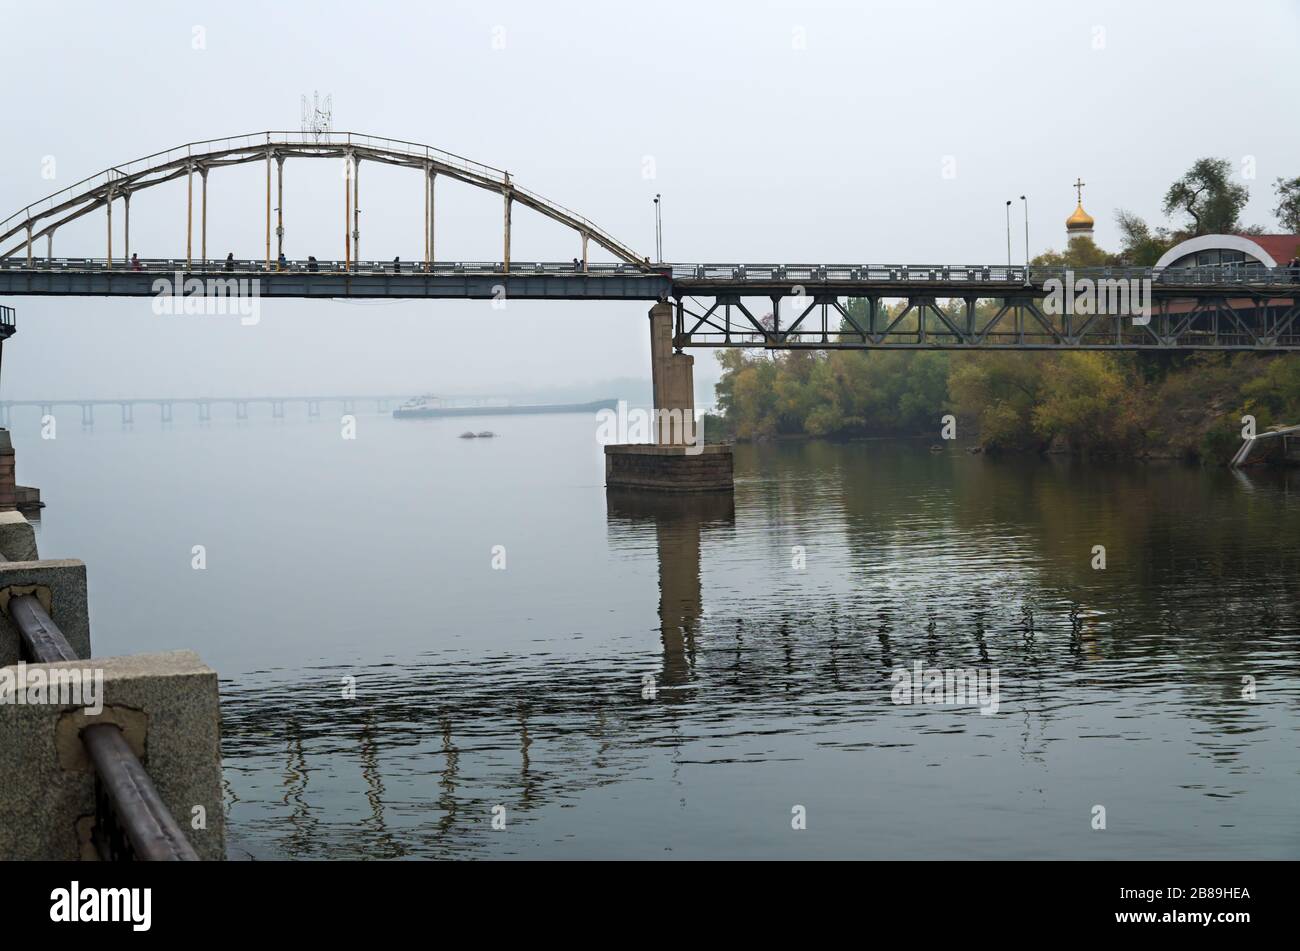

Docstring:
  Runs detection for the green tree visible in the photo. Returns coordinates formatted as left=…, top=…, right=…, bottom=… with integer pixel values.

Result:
left=1113, top=209, right=1174, bottom=265
left=947, top=352, right=1047, bottom=451
left=1033, top=235, right=1116, bottom=268
left=1273, top=176, right=1300, bottom=233
left=1031, top=352, right=1142, bottom=454
left=1163, top=158, right=1249, bottom=236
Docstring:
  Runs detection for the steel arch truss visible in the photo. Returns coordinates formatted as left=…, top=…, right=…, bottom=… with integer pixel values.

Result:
left=672, top=291, right=1300, bottom=351
left=0, top=131, right=646, bottom=269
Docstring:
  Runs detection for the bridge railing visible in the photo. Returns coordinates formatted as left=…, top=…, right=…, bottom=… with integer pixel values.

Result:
left=0, top=256, right=661, bottom=276
left=4, top=256, right=1298, bottom=287
left=670, top=263, right=1300, bottom=287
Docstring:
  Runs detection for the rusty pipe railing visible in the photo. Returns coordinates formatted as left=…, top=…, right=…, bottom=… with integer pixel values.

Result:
left=9, top=593, right=79, bottom=663
left=81, top=723, right=199, bottom=861
left=1, top=558, right=198, bottom=860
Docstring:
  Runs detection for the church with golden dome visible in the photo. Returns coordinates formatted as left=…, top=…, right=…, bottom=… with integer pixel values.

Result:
left=1065, top=177, right=1094, bottom=239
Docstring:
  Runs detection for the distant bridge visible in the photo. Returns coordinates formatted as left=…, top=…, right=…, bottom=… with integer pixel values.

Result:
left=1, top=131, right=1298, bottom=350
left=0, top=394, right=429, bottom=426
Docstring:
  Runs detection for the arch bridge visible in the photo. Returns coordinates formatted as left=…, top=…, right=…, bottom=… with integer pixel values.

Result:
left=1, top=132, right=1299, bottom=351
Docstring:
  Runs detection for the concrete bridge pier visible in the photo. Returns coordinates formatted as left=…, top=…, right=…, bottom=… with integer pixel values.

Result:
left=605, top=302, right=733, bottom=492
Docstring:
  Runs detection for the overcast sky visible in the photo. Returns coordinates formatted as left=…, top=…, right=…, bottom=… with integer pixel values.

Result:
left=2, top=0, right=1298, bottom=400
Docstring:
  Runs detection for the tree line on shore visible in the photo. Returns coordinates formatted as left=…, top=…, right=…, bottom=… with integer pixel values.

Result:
left=707, top=161, right=1300, bottom=461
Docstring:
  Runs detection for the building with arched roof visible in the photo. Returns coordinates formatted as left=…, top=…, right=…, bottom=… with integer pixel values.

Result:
left=1154, top=233, right=1300, bottom=271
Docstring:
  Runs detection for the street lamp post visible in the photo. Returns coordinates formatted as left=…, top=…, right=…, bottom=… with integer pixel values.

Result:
left=1020, top=195, right=1030, bottom=284
left=1005, top=200, right=1012, bottom=267
left=654, top=194, right=662, bottom=263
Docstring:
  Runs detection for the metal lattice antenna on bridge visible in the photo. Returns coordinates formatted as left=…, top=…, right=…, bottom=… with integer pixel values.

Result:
left=300, top=92, right=333, bottom=143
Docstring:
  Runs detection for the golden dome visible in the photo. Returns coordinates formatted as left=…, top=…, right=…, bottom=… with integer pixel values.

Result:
left=1066, top=202, right=1094, bottom=231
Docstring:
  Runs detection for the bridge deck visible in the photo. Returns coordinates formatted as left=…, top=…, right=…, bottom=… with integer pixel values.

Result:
left=2, top=259, right=1298, bottom=350
left=2, top=258, right=1297, bottom=298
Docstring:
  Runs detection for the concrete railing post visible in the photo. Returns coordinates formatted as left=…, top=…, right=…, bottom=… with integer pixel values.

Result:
left=0, top=429, right=16, bottom=512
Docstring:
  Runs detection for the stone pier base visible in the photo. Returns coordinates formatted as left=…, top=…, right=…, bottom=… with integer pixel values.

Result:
left=605, top=443, right=734, bottom=492
left=604, top=302, right=735, bottom=493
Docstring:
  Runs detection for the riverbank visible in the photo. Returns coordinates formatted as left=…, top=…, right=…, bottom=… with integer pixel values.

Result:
left=708, top=349, right=1300, bottom=465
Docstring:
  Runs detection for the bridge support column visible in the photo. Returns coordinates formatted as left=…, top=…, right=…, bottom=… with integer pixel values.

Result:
left=650, top=301, right=694, bottom=445
left=276, top=155, right=285, bottom=263
left=105, top=189, right=113, bottom=270
left=502, top=186, right=512, bottom=273
left=425, top=166, right=435, bottom=270
left=605, top=302, right=733, bottom=493
left=352, top=156, right=361, bottom=267
left=186, top=162, right=193, bottom=269
left=265, top=149, right=272, bottom=268
left=200, top=166, right=208, bottom=266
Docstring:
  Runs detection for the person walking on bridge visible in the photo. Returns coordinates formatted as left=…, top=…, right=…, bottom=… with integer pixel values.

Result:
left=224, top=252, right=235, bottom=272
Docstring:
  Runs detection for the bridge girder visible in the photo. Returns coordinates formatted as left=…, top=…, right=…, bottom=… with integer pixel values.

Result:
left=671, top=286, right=1300, bottom=351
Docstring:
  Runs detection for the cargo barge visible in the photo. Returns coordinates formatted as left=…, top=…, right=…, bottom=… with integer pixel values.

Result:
left=393, top=396, right=617, bottom=419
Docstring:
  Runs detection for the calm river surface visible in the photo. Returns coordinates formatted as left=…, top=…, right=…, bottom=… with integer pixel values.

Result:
left=19, top=408, right=1300, bottom=859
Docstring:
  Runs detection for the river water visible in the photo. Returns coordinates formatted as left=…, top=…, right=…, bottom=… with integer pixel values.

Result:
left=19, top=408, right=1300, bottom=859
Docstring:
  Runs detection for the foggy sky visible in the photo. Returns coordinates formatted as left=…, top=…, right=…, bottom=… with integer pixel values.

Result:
left=2, top=0, right=1298, bottom=400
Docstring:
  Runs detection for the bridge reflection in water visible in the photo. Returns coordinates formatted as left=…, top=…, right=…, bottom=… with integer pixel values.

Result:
left=220, top=491, right=734, bottom=860
left=218, top=447, right=1300, bottom=860
left=606, top=488, right=735, bottom=690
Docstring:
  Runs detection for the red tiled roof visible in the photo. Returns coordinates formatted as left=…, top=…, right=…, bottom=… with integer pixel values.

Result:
left=1239, top=234, right=1300, bottom=264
